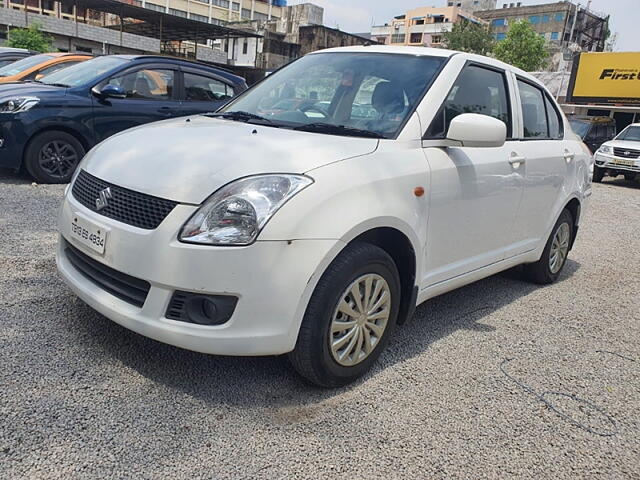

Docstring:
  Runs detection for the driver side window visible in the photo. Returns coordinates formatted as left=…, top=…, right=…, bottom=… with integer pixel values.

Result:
left=104, top=69, right=175, bottom=100
left=425, top=64, right=512, bottom=139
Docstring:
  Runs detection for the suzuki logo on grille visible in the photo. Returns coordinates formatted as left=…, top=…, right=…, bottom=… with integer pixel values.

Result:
left=625, top=151, right=631, bottom=157
left=95, top=187, right=113, bottom=211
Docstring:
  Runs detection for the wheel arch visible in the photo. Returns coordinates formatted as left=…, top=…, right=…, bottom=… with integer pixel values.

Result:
left=563, top=197, right=581, bottom=250
left=23, top=125, right=93, bottom=163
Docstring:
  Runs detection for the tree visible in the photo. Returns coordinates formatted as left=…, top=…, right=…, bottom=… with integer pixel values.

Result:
left=6, top=23, right=55, bottom=53
left=442, top=20, right=495, bottom=56
left=493, top=20, right=549, bottom=71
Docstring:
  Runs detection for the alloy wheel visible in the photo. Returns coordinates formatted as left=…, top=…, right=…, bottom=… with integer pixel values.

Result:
left=549, top=222, right=570, bottom=274
left=329, top=273, right=391, bottom=367
left=38, top=140, right=79, bottom=180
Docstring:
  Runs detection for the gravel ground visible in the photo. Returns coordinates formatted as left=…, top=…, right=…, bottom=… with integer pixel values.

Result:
left=1, top=169, right=639, bottom=479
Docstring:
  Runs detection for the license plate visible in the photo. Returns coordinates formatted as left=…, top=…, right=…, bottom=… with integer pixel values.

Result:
left=70, top=214, right=108, bottom=254
left=613, top=158, right=634, bottom=167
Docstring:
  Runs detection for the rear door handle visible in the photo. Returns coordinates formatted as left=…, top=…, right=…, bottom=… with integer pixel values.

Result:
left=563, top=150, right=575, bottom=162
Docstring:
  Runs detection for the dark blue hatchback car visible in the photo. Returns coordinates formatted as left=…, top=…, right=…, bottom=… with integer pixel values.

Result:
left=0, top=55, right=247, bottom=183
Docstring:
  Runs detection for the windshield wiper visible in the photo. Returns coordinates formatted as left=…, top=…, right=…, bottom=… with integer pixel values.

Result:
left=293, top=123, right=385, bottom=139
left=43, top=82, right=70, bottom=88
left=207, top=111, right=274, bottom=124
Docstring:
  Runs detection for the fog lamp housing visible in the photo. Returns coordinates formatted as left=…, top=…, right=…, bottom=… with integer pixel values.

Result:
left=165, top=291, right=238, bottom=326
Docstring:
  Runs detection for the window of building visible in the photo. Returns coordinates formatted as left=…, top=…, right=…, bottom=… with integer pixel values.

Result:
left=184, top=73, right=232, bottom=102
left=145, top=2, right=166, bottom=13
left=243, top=39, right=249, bottom=54
left=390, top=34, right=406, bottom=43
left=169, top=8, right=187, bottom=18
left=541, top=14, right=550, bottom=23
left=190, top=13, right=208, bottom=22
left=104, top=69, right=175, bottom=101
left=410, top=33, right=423, bottom=44
left=75, top=46, right=92, bottom=53
left=254, top=12, right=268, bottom=20
left=212, top=0, right=230, bottom=7
left=518, top=79, right=548, bottom=138
left=415, top=18, right=425, bottom=25
left=241, top=8, right=252, bottom=19
left=529, top=15, right=540, bottom=24
left=232, top=2, right=240, bottom=11
left=431, top=35, right=442, bottom=44
left=555, top=12, right=565, bottom=22
left=550, top=31, right=559, bottom=40
left=426, top=64, right=512, bottom=138
left=195, top=0, right=210, bottom=3
left=491, top=18, right=506, bottom=27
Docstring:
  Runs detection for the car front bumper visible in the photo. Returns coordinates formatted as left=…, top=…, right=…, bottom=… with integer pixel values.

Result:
left=594, top=152, right=640, bottom=173
left=56, top=192, right=342, bottom=356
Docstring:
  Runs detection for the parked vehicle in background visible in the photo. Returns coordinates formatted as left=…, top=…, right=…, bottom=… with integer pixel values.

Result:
left=0, top=52, right=92, bottom=83
left=56, top=46, right=591, bottom=387
left=0, top=47, right=37, bottom=69
left=568, top=116, right=616, bottom=154
left=593, top=123, right=640, bottom=182
left=0, top=55, right=247, bottom=183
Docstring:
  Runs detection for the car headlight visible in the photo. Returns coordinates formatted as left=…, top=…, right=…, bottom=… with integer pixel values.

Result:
left=0, top=96, right=40, bottom=114
left=179, top=174, right=313, bottom=246
left=598, top=144, right=612, bottom=154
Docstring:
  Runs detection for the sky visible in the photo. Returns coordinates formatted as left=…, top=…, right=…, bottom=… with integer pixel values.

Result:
left=288, top=0, right=636, bottom=52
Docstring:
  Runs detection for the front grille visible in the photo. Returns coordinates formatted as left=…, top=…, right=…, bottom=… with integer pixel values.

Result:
left=72, top=170, right=178, bottom=230
left=613, top=147, right=640, bottom=159
left=64, top=240, right=150, bottom=308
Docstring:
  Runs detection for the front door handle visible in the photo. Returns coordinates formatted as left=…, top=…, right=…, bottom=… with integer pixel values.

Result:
left=509, top=153, right=527, bottom=167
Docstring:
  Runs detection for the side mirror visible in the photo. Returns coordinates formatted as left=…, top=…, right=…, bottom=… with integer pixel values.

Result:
left=446, top=113, right=507, bottom=148
left=92, top=84, right=126, bottom=99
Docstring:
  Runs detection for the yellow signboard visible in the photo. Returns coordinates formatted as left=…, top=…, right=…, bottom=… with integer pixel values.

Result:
left=569, top=52, right=640, bottom=105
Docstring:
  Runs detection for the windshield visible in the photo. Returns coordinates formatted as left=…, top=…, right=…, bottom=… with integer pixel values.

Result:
left=220, top=52, right=446, bottom=138
left=39, top=56, right=129, bottom=87
left=0, top=54, right=53, bottom=77
left=568, top=119, right=590, bottom=139
left=615, top=125, right=640, bottom=142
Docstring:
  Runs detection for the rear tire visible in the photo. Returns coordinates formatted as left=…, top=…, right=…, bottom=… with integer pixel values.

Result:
left=592, top=165, right=604, bottom=183
left=524, top=209, right=574, bottom=285
left=289, top=243, right=401, bottom=388
left=624, top=173, right=636, bottom=182
left=25, top=130, right=85, bottom=184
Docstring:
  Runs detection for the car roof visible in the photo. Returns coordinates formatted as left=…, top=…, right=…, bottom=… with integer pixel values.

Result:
left=0, top=47, right=31, bottom=53
left=308, top=45, right=536, bottom=83
left=107, top=54, right=245, bottom=83
left=44, top=52, right=93, bottom=58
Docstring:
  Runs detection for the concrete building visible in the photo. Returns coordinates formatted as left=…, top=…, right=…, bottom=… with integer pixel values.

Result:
left=476, top=2, right=609, bottom=52
left=446, top=0, right=496, bottom=12
left=371, top=6, right=486, bottom=48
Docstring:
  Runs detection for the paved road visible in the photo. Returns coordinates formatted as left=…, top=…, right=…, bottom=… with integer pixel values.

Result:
left=1, top=170, right=639, bottom=479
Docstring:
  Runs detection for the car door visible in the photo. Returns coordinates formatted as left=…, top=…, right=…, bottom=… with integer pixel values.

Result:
left=421, top=63, right=524, bottom=286
left=509, top=78, right=570, bottom=254
left=178, top=69, right=236, bottom=116
left=91, top=65, right=180, bottom=143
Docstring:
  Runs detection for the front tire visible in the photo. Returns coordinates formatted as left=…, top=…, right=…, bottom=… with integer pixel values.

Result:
left=624, top=173, right=637, bottom=182
left=592, top=165, right=604, bottom=183
left=289, top=243, right=401, bottom=388
left=25, top=130, right=85, bottom=184
left=524, top=209, right=574, bottom=285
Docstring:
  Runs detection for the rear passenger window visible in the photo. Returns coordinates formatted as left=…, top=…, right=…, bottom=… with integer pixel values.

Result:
left=184, top=72, right=232, bottom=102
left=518, top=80, right=548, bottom=138
left=544, top=96, right=562, bottom=139
left=426, top=64, right=511, bottom=138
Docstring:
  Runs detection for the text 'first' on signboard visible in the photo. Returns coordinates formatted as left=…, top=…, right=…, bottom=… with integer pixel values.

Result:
left=568, top=52, right=640, bottom=106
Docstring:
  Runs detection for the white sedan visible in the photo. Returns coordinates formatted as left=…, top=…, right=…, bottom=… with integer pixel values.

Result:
left=56, top=46, right=592, bottom=387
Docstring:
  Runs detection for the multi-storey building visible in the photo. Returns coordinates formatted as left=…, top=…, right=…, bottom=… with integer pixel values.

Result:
left=476, top=2, right=609, bottom=52
left=371, top=6, right=486, bottom=48
left=446, top=0, right=496, bottom=12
